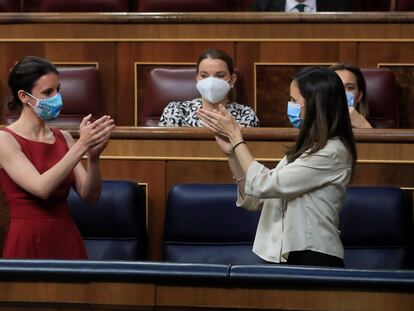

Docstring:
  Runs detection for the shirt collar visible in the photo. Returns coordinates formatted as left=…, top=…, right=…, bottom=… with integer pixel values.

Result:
left=285, top=0, right=317, bottom=12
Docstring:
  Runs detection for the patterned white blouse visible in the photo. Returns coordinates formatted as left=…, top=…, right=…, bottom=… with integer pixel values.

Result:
left=158, top=98, right=260, bottom=127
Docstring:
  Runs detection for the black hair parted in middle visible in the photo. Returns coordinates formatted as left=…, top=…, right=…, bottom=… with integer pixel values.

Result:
left=286, top=66, right=357, bottom=168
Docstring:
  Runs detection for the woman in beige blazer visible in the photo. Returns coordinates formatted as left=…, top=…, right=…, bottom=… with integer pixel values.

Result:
left=197, top=66, right=357, bottom=267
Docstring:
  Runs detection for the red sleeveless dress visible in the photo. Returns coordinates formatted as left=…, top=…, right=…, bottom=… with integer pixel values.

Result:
left=0, top=127, right=87, bottom=259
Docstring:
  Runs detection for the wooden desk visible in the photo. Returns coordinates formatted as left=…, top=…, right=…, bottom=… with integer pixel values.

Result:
left=0, top=259, right=413, bottom=311
left=0, top=274, right=413, bottom=311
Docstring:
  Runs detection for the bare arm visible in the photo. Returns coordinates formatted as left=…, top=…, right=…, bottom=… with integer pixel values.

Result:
left=0, top=132, right=87, bottom=200
left=349, top=107, right=372, bottom=129
left=63, top=128, right=112, bottom=204
left=0, top=115, right=114, bottom=200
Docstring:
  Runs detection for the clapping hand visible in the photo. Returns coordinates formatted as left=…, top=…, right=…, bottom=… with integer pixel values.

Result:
left=197, top=104, right=243, bottom=155
left=78, top=114, right=115, bottom=159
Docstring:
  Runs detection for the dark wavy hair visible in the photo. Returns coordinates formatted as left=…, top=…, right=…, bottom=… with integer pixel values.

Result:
left=286, top=66, right=357, bottom=168
left=8, top=56, right=58, bottom=110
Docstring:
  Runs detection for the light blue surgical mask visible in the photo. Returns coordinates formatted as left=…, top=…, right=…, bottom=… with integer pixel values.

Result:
left=287, top=101, right=303, bottom=128
left=346, top=92, right=355, bottom=108
left=25, top=92, right=63, bottom=121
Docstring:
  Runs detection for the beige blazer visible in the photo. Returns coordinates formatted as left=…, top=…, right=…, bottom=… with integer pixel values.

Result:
left=237, top=138, right=352, bottom=263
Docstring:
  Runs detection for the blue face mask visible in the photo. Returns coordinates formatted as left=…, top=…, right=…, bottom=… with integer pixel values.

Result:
left=25, top=92, right=63, bottom=121
left=287, top=101, right=303, bottom=128
left=346, top=92, right=355, bottom=108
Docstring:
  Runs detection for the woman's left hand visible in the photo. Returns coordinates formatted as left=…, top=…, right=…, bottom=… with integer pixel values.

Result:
left=85, top=117, right=115, bottom=160
left=197, top=104, right=243, bottom=145
left=87, top=135, right=110, bottom=160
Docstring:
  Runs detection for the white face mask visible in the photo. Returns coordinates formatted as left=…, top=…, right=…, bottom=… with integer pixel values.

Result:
left=196, top=77, right=231, bottom=104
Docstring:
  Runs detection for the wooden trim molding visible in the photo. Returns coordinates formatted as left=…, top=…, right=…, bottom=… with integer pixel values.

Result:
left=1, top=12, right=414, bottom=24
left=66, top=127, right=414, bottom=143
left=54, top=62, right=99, bottom=69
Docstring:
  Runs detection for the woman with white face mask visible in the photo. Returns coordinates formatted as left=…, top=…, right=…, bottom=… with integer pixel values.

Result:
left=0, top=56, right=115, bottom=259
left=158, top=48, right=259, bottom=127
left=197, top=67, right=357, bottom=267
left=331, top=63, right=372, bottom=129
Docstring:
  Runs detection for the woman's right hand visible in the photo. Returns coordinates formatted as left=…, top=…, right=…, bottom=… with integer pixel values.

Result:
left=197, top=104, right=244, bottom=146
left=78, top=114, right=115, bottom=150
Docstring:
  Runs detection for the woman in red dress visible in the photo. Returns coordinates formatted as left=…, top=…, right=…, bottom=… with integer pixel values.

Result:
left=0, top=56, right=115, bottom=259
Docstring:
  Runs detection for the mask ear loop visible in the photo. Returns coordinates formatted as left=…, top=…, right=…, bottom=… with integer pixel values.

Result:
left=23, top=91, right=38, bottom=109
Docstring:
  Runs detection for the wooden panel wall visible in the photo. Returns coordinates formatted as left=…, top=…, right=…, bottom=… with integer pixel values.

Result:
left=116, top=42, right=235, bottom=125
left=1, top=14, right=414, bottom=127
left=1, top=14, right=414, bottom=259
left=0, top=278, right=413, bottom=311
left=0, top=42, right=117, bottom=121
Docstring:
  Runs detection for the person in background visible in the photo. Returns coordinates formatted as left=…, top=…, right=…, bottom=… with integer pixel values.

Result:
left=158, top=48, right=259, bottom=127
left=331, top=63, right=372, bottom=128
left=197, top=66, right=356, bottom=267
left=251, top=0, right=351, bottom=12
left=0, top=56, right=115, bottom=259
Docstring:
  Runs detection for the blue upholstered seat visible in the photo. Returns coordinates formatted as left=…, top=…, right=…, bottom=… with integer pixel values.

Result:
left=68, top=180, right=147, bottom=260
left=164, top=184, right=263, bottom=264
left=340, top=186, right=412, bottom=269
left=165, top=184, right=413, bottom=269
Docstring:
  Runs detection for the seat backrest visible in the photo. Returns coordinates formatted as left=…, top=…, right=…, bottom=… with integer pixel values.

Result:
left=0, top=0, right=20, bottom=11
left=350, top=0, right=390, bottom=11
left=141, top=68, right=199, bottom=126
left=340, top=186, right=412, bottom=269
left=137, top=0, right=230, bottom=12
left=164, top=184, right=263, bottom=264
left=394, top=0, right=414, bottom=11
left=141, top=67, right=245, bottom=126
left=362, top=68, right=398, bottom=128
left=165, top=184, right=413, bottom=268
left=68, top=180, right=147, bottom=260
left=54, top=66, right=105, bottom=126
left=24, top=0, right=129, bottom=12
left=2, top=66, right=105, bottom=126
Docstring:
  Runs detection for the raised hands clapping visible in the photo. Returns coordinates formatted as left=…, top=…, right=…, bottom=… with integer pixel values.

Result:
left=78, top=114, right=115, bottom=159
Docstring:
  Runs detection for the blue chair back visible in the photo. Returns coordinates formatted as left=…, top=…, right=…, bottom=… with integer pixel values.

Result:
left=68, top=180, right=146, bottom=260
left=164, top=184, right=263, bottom=264
left=340, top=186, right=412, bottom=269
left=165, top=184, right=412, bottom=268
